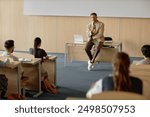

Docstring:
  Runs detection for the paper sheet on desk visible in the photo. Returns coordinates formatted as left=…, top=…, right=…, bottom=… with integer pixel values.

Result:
left=19, top=58, right=32, bottom=62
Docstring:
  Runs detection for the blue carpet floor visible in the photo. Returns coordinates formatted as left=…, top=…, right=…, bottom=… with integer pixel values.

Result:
left=25, top=53, right=143, bottom=100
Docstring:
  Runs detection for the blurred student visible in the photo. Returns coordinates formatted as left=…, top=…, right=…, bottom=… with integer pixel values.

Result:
left=34, top=37, right=57, bottom=94
left=1, top=40, right=18, bottom=61
left=1, top=40, right=28, bottom=98
left=135, top=45, right=150, bottom=65
left=34, top=37, right=49, bottom=62
left=0, top=59, right=9, bottom=67
left=1, top=40, right=28, bottom=77
left=85, top=12, right=104, bottom=71
left=86, top=52, right=143, bottom=98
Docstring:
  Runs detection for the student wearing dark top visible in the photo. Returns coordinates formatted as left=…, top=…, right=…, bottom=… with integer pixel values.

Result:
left=34, top=37, right=49, bottom=62
left=34, top=37, right=57, bottom=94
left=86, top=52, right=143, bottom=98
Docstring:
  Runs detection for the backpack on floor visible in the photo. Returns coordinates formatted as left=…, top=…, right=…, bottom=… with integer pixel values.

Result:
left=8, top=93, right=26, bottom=100
left=41, top=78, right=58, bottom=94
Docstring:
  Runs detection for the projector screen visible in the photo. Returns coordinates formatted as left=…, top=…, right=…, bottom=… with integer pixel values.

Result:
left=24, top=0, right=150, bottom=18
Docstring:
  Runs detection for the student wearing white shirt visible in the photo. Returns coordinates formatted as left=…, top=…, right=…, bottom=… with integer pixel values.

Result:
left=0, top=59, right=9, bottom=67
left=1, top=40, right=18, bottom=61
left=1, top=40, right=28, bottom=85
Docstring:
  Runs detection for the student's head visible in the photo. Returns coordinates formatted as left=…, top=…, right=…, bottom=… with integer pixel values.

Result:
left=34, top=37, right=41, bottom=49
left=4, top=40, right=14, bottom=53
left=90, top=12, right=98, bottom=22
left=141, top=45, right=150, bottom=58
left=112, top=52, right=132, bottom=91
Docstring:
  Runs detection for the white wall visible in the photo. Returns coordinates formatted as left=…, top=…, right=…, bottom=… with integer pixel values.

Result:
left=24, top=0, right=150, bottom=18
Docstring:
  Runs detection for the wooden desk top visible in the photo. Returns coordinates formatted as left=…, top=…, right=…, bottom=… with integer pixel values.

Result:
left=7, top=61, right=20, bottom=69
left=47, top=56, right=57, bottom=61
left=0, top=57, right=20, bottom=69
left=66, top=42, right=122, bottom=46
left=130, top=64, right=150, bottom=70
left=14, top=52, right=57, bottom=62
left=91, top=91, right=147, bottom=100
left=0, top=51, right=57, bottom=64
left=13, top=52, right=41, bottom=65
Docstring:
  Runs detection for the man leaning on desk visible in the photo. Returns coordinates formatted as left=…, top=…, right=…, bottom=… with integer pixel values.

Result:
left=85, top=12, right=105, bottom=71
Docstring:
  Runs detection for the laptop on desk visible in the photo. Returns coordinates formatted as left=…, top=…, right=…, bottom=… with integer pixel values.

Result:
left=74, top=34, right=84, bottom=44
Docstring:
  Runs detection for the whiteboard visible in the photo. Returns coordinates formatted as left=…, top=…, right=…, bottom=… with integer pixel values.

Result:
left=24, top=0, right=150, bottom=18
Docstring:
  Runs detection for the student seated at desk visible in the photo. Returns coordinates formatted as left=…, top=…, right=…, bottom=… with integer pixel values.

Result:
left=86, top=52, right=143, bottom=98
left=1, top=40, right=28, bottom=86
left=34, top=37, right=58, bottom=94
left=0, top=59, right=9, bottom=67
left=134, top=45, right=150, bottom=65
left=1, top=40, right=18, bottom=61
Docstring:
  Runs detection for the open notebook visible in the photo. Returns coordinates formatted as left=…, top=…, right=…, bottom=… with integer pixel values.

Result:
left=74, top=34, right=84, bottom=44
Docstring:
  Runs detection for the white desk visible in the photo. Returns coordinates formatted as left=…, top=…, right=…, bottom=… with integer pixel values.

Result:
left=13, top=52, right=42, bottom=97
left=64, top=42, right=122, bottom=66
left=14, top=52, right=57, bottom=93
left=0, top=51, right=57, bottom=97
left=28, top=49, right=57, bottom=87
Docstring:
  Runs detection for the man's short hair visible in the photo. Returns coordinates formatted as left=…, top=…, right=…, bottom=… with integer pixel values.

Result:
left=141, top=45, right=150, bottom=57
left=4, top=40, right=14, bottom=49
left=90, top=12, right=97, bottom=17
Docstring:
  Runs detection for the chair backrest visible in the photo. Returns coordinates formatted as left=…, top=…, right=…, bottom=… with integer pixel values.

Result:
left=130, top=64, right=150, bottom=80
left=29, top=48, right=34, bottom=55
left=131, top=77, right=143, bottom=94
left=91, top=91, right=147, bottom=100
left=130, top=64, right=150, bottom=99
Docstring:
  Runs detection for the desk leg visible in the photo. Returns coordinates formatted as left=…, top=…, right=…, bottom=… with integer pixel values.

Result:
left=64, top=43, right=68, bottom=66
left=33, top=62, right=42, bottom=97
left=17, top=64, right=21, bottom=95
left=119, top=43, right=122, bottom=52
left=54, top=60, right=57, bottom=87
